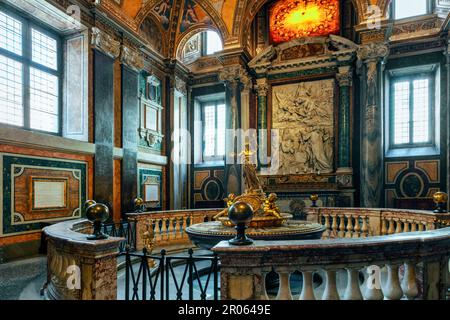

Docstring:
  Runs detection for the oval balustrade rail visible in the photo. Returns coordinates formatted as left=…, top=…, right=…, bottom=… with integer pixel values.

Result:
left=213, top=227, right=450, bottom=300
left=306, top=207, right=450, bottom=239
left=44, top=207, right=450, bottom=300
left=127, top=209, right=220, bottom=251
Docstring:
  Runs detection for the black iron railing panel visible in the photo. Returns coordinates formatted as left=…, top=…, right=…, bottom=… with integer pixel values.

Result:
left=103, top=220, right=137, bottom=252
left=121, top=248, right=219, bottom=300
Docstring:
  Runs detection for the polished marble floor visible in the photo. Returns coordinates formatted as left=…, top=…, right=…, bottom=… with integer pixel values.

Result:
left=0, top=255, right=46, bottom=300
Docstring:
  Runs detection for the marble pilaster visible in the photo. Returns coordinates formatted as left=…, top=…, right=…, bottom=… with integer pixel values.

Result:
left=219, top=65, right=251, bottom=196
left=445, top=39, right=450, bottom=209
left=336, top=66, right=353, bottom=188
left=357, top=42, right=389, bottom=208
left=255, top=77, right=269, bottom=167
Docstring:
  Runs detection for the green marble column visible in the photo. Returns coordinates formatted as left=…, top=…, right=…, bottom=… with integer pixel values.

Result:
left=446, top=43, right=450, bottom=208
left=91, top=27, right=120, bottom=213
left=336, top=67, right=353, bottom=190
left=337, top=68, right=352, bottom=169
left=256, top=77, right=269, bottom=167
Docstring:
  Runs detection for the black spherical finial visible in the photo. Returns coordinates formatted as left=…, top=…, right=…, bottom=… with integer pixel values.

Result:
left=83, top=200, right=96, bottom=214
left=228, top=201, right=254, bottom=246
left=86, top=203, right=110, bottom=240
left=228, top=201, right=254, bottom=225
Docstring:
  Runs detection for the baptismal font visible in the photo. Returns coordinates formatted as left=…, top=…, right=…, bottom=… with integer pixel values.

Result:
left=186, top=144, right=326, bottom=249
left=213, top=144, right=291, bottom=228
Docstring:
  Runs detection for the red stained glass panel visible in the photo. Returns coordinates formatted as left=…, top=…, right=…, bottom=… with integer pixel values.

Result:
left=269, top=0, right=340, bottom=44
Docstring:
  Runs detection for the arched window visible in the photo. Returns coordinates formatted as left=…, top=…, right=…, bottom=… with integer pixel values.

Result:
left=205, top=30, right=222, bottom=55
left=181, top=30, right=223, bottom=64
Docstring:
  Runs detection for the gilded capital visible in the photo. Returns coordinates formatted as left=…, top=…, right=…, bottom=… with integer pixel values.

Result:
left=357, top=42, right=389, bottom=63
left=219, top=66, right=252, bottom=90
left=120, top=45, right=144, bottom=72
left=336, top=72, right=352, bottom=87
left=91, top=27, right=120, bottom=59
left=255, top=78, right=269, bottom=97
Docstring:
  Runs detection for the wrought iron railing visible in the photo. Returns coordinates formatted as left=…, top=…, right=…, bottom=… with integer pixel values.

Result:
left=121, top=248, right=219, bottom=300
left=103, top=220, right=137, bottom=252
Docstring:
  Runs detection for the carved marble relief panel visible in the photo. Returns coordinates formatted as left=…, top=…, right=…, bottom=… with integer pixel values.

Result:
left=271, top=79, right=335, bottom=175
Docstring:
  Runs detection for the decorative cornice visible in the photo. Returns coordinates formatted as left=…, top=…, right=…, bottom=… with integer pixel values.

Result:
left=90, top=27, right=120, bottom=59
left=389, top=16, right=443, bottom=42
left=360, top=30, right=388, bottom=44
left=249, top=35, right=358, bottom=76
left=120, top=45, right=144, bottom=72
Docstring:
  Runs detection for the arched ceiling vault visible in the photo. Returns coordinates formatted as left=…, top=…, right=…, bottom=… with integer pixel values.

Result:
left=100, top=0, right=394, bottom=60
left=108, top=0, right=230, bottom=59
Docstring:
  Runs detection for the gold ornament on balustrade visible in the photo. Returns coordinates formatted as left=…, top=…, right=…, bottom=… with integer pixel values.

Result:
left=310, top=194, right=319, bottom=207
left=134, top=197, right=145, bottom=213
left=142, top=222, right=156, bottom=268
left=433, top=191, right=448, bottom=214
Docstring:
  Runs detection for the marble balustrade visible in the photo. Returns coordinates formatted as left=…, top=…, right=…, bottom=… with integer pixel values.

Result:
left=212, top=227, right=450, bottom=300
left=127, top=209, right=220, bottom=251
left=43, top=207, right=450, bottom=300
left=306, top=207, right=450, bottom=239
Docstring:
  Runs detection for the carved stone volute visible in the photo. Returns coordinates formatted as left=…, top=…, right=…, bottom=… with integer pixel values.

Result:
left=219, top=65, right=252, bottom=91
left=91, top=27, right=121, bottom=59
left=357, top=42, right=389, bottom=63
left=120, top=45, right=144, bottom=72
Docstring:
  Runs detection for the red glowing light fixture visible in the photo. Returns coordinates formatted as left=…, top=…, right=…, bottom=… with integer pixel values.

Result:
left=270, top=0, right=341, bottom=44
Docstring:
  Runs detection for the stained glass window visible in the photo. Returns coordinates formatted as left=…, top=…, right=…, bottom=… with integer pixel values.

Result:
left=269, top=0, right=340, bottom=43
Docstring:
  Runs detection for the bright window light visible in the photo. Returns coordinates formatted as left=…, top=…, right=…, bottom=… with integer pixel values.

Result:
left=395, top=0, right=428, bottom=20
left=0, top=10, right=60, bottom=133
left=206, top=31, right=222, bottom=55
